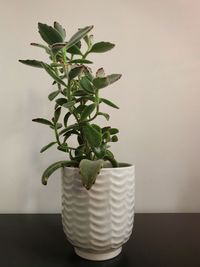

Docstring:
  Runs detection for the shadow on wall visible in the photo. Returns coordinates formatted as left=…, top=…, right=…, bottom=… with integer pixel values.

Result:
left=14, top=87, right=61, bottom=213
left=178, top=170, right=200, bottom=212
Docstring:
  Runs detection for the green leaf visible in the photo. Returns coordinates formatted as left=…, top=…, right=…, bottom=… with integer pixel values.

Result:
left=19, top=59, right=43, bottom=68
left=111, top=135, right=118, bottom=142
left=58, top=123, right=79, bottom=135
left=90, top=42, right=115, bottom=53
left=54, top=21, right=66, bottom=39
left=80, top=104, right=96, bottom=120
left=76, top=104, right=86, bottom=114
left=74, top=144, right=85, bottom=157
left=55, top=122, right=62, bottom=129
left=93, top=76, right=109, bottom=89
left=77, top=135, right=84, bottom=145
left=67, top=44, right=82, bottom=55
left=40, top=142, right=57, bottom=153
left=63, top=112, right=71, bottom=127
left=54, top=103, right=59, bottom=110
left=83, top=124, right=102, bottom=148
left=69, top=66, right=84, bottom=81
left=102, top=126, right=111, bottom=132
left=56, top=98, right=68, bottom=106
left=63, top=129, right=79, bottom=137
left=69, top=59, right=93, bottom=64
left=57, top=143, right=68, bottom=152
left=41, top=62, right=67, bottom=87
left=71, top=40, right=81, bottom=48
left=84, top=67, right=94, bottom=81
left=102, top=131, right=111, bottom=142
left=84, top=34, right=93, bottom=47
left=32, top=118, right=53, bottom=126
left=38, top=22, right=63, bottom=45
left=30, top=43, right=51, bottom=54
left=63, top=131, right=73, bottom=142
left=50, top=63, right=62, bottom=67
left=79, top=159, right=104, bottom=190
left=86, top=95, right=96, bottom=102
left=96, top=68, right=105, bottom=78
left=51, top=42, right=67, bottom=55
left=73, top=90, right=88, bottom=96
left=63, top=88, right=68, bottom=97
left=80, top=77, right=94, bottom=93
left=93, top=74, right=122, bottom=89
left=54, top=107, right=61, bottom=123
left=97, top=112, right=110, bottom=121
left=41, top=160, right=77, bottom=185
left=91, top=124, right=102, bottom=133
left=93, top=145, right=106, bottom=158
left=67, top=25, right=93, bottom=49
left=109, top=128, right=119, bottom=135
left=100, top=98, right=119, bottom=109
left=106, top=74, right=122, bottom=84
left=63, top=100, right=76, bottom=108
left=48, top=90, right=60, bottom=101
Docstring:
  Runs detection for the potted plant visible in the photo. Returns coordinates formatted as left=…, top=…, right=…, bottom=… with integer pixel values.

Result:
left=19, top=22, right=135, bottom=261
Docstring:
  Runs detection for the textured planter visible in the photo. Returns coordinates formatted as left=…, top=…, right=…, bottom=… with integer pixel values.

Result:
left=61, top=163, right=135, bottom=261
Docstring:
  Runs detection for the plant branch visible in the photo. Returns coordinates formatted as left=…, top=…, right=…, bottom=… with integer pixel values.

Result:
left=84, top=90, right=100, bottom=123
left=51, top=52, right=62, bottom=92
left=54, top=125, right=61, bottom=145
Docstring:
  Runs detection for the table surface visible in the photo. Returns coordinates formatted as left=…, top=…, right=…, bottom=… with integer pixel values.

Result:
left=0, top=214, right=200, bottom=267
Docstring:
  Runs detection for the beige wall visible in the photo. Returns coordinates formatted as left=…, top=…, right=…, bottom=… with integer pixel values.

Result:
left=0, top=0, right=200, bottom=213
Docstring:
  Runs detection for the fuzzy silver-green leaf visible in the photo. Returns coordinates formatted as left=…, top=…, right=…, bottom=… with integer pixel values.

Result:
left=79, top=159, right=104, bottom=190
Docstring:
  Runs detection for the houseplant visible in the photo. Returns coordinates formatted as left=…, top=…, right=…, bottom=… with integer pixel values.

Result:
left=19, top=22, right=135, bottom=261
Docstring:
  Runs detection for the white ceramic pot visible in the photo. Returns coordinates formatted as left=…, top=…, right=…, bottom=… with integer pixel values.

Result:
left=61, top=163, right=135, bottom=261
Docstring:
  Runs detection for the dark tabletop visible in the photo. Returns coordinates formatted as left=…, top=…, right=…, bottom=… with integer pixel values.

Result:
left=0, top=214, right=200, bottom=267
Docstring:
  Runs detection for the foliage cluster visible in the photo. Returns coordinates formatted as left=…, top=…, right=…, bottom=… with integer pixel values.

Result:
left=19, top=22, right=121, bottom=189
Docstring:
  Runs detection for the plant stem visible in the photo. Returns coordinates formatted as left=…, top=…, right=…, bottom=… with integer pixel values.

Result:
left=51, top=52, right=62, bottom=92
left=62, top=48, right=80, bottom=124
left=50, top=51, right=63, bottom=145
left=84, top=90, right=100, bottom=123
left=58, top=123, right=79, bottom=135
left=54, top=125, right=61, bottom=146
left=68, top=147, right=76, bottom=150
left=82, top=47, right=90, bottom=59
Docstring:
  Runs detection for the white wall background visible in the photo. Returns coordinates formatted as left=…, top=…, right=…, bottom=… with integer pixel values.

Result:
left=0, top=0, right=200, bottom=213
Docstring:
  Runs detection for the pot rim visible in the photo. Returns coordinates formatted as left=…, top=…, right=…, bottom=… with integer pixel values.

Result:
left=63, top=162, right=134, bottom=170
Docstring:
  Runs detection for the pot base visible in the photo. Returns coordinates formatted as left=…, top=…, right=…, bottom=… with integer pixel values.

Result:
left=74, top=247, right=122, bottom=261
